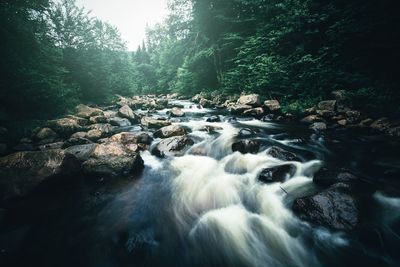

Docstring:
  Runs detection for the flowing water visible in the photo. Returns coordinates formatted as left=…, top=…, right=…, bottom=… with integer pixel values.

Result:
left=1, top=100, right=400, bottom=267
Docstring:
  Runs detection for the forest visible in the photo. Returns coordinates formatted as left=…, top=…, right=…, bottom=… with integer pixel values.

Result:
left=1, top=0, right=399, bottom=126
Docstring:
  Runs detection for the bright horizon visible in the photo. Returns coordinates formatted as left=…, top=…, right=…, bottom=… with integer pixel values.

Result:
left=75, top=0, right=169, bottom=51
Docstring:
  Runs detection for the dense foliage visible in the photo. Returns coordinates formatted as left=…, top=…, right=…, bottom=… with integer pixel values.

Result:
left=0, top=0, right=133, bottom=121
left=133, top=0, right=400, bottom=116
left=1, top=0, right=399, bottom=123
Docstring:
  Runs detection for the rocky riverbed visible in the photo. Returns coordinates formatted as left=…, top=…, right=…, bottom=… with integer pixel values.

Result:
left=0, top=93, right=399, bottom=267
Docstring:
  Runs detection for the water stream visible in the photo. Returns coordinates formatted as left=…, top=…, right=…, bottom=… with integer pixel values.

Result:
left=1, top=100, right=400, bottom=267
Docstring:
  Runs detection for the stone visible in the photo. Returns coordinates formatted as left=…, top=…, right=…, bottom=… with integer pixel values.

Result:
left=152, top=135, right=194, bottom=157
left=65, top=143, right=98, bottom=161
left=370, top=117, right=392, bottom=132
left=141, top=117, right=171, bottom=129
left=199, top=98, right=213, bottom=108
left=0, top=149, right=79, bottom=201
left=118, top=105, right=140, bottom=123
left=75, top=104, right=103, bottom=118
left=87, top=123, right=114, bottom=138
left=258, top=164, right=296, bottom=183
left=205, top=115, right=221, bottom=122
left=266, top=146, right=300, bottom=161
left=345, top=110, right=361, bottom=124
left=300, top=115, right=324, bottom=124
left=154, top=125, right=187, bottom=138
left=317, top=100, right=336, bottom=112
left=337, top=119, right=347, bottom=126
left=169, top=107, right=185, bottom=117
left=309, top=122, right=327, bottom=132
left=199, top=125, right=223, bottom=133
left=89, top=115, right=108, bottom=124
left=238, top=94, right=261, bottom=107
left=35, top=127, right=58, bottom=140
left=38, top=142, right=64, bottom=151
left=243, top=107, right=265, bottom=118
left=86, top=129, right=103, bottom=140
left=316, top=110, right=335, bottom=118
left=228, top=104, right=253, bottom=115
left=109, top=117, right=132, bottom=127
left=108, top=132, right=153, bottom=145
left=232, top=139, right=260, bottom=154
left=47, top=117, right=84, bottom=136
left=292, top=183, right=359, bottom=231
left=263, top=100, right=281, bottom=113
left=82, top=142, right=144, bottom=177
left=387, top=126, right=400, bottom=137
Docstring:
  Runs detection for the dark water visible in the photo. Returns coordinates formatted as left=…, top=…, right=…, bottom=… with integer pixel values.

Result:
left=1, top=100, right=399, bottom=267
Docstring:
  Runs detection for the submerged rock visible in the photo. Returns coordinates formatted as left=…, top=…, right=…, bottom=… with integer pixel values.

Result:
left=232, top=139, right=260, bottom=154
left=154, top=125, right=186, bottom=138
left=205, top=115, right=221, bottom=122
left=292, top=183, right=359, bottom=231
left=266, top=146, right=300, bottom=161
left=152, top=135, right=194, bottom=157
left=0, top=149, right=79, bottom=201
left=258, top=164, right=296, bottom=184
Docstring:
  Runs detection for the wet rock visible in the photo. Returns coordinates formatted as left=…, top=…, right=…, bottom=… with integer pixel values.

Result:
left=238, top=94, right=261, bottom=107
left=47, top=117, right=84, bottom=136
left=309, top=122, right=327, bottom=132
left=243, top=107, right=264, bottom=118
left=82, top=142, right=144, bottom=177
left=169, top=107, right=185, bottom=117
left=262, top=114, right=276, bottom=121
left=87, top=123, right=114, bottom=138
left=0, top=149, right=79, bottom=201
left=65, top=143, right=97, bottom=161
left=292, top=183, right=359, bottom=231
left=65, top=115, right=89, bottom=126
left=156, top=99, right=169, bottom=108
left=75, top=104, right=103, bottom=118
left=266, top=146, right=300, bottom=161
left=345, top=110, right=361, bottom=124
left=64, top=132, right=92, bottom=148
left=228, top=104, right=253, bottom=115
left=370, top=117, right=392, bottom=132
left=154, top=125, right=186, bottom=138
left=109, top=117, right=131, bottom=127
left=191, top=94, right=202, bottom=103
left=38, top=141, right=64, bottom=151
left=238, top=128, right=258, bottom=137
left=199, top=98, right=213, bottom=108
left=316, top=110, right=335, bottom=118
left=89, top=115, right=108, bottom=124
left=141, top=117, right=171, bottom=129
left=152, top=135, right=194, bottom=157
left=35, top=127, right=58, bottom=141
left=108, top=132, right=153, bottom=145
left=300, top=115, right=324, bottom=124
left=199, top=125, right=223, bottom=133
left=337, top=119, right=347, bottom=126
left=313, top=168, right=359, bottom=187
left=206, top=115, right=221, bottom=122
left=232, top=139, right=260, bottom=154
left=317, top=100, right=336, bottom=112
left=258, top=164, right=296, bottom=183
left=263, top=100, right=281, bottom=113
left=86, top=129, right=103, bottom=140
left=118, top=105, right=140, bottom=123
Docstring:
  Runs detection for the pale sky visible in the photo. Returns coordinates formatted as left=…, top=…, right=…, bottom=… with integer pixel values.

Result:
left=75, top=0, right=168, bottom=51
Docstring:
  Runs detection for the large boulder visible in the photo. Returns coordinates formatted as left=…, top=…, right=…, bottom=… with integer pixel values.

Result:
left=141, top=117, right=171, bottom=129
left=169, top=107, right=185, bottom=117
left=0, top=149, right=79, bottom=201
left=266, top=146, right=300, bottom=161
left=118, top=105, right=140, bottom=123
left=258, top=164, right=296, bottom=184
left=317, top=100, right=336, bottom=112
left=153, top=125, right=187, bottom=138
left=263, top=100, right=281, bottom=113
left=47, top=117, right=84, bottom=136
left=292, top=183, right=359, bottom=231
left=152, top=135, right=194, bottom=157
left=65, top=143, right=97, bottom=161
left=232, top=139, right=260, bottom=154
left=82, top=142, right=144, bottom=177
left=75, top=104, right=103, bottom=118
left=238, top=94, right=261, bottom=107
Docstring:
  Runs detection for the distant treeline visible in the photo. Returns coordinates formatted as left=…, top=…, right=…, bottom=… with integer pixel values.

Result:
left=1, top=0, right=400, bottom=122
